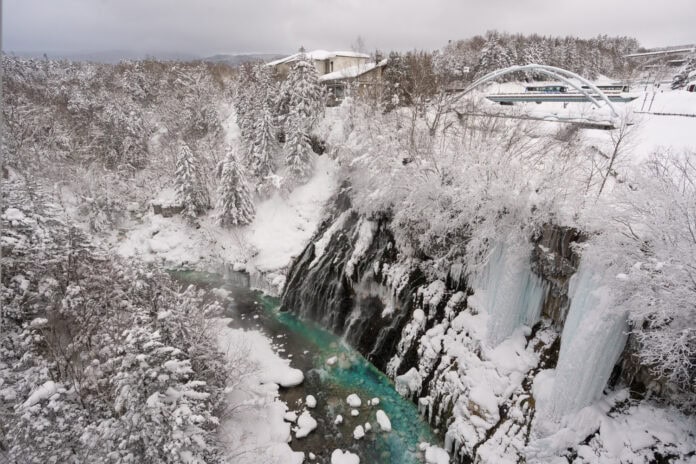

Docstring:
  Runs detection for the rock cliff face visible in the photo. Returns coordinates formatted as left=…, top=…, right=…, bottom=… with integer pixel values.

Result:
left=280, top=193, right=686, bottom=462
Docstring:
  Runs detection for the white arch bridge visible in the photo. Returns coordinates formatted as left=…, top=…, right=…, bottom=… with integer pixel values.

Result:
left=451, top=64, right=624, bottom=126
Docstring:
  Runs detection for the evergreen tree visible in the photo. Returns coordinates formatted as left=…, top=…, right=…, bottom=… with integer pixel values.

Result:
left=250, top=104, right=278, bottom=182
left=382, top=51, right=409, bottom=110
left=175, top=140, right=209, bottom=223
left=216, top=151, right=256, bottom=227
left=282, top=51, right=322, bottom=184
left=284, top=118, right=314, bottom=183
left=474, top=35, right=514, bottom=79
left=285, top=52, right=323, bottom=127
left=249, top=64, right=279, bottom=184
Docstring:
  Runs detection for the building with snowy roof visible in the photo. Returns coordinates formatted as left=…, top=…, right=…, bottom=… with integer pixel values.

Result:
left=267, top=49, right=372, bottom=78
left=319, top=59, right=387, bottom=103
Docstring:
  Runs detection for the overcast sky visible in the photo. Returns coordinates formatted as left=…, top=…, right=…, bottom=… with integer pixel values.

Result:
left=3, top=0, right=695, bottom=57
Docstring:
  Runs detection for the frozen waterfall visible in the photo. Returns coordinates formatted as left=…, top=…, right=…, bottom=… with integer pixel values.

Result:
left=543, top=258, right=629, bottom=420
left=470, top=244, right=548, bottom=347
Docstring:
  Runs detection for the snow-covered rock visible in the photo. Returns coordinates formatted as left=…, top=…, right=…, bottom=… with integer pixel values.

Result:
left=334, top=414, right=343, bottom=425
left=350, top=409, right=359, bottom=417
left=395, top=368, right=421, bottom=397
left=353, top=425, right=365, bottom=439
left=305, top=395, right=317, bottom=408
left=346, top=393, right=361, bottom=407
left=294, top=411, right=318, bottom=438
left=424, top=445, right=450, bottom=464
left=376, top=410, right=392, bottom=432
left=331, top=449, right=360, bottom=464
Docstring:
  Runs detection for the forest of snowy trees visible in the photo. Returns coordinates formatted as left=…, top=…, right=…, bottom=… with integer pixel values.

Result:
left=1, top=29, right=694, bottom=462
left=435, top=31, right=640, bottom=82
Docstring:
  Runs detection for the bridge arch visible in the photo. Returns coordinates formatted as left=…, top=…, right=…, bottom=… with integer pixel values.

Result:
left=457, top=64, right=620, bottom=118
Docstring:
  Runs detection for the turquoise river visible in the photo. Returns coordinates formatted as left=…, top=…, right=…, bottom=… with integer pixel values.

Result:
left=171, top=270, right=440, bottom=464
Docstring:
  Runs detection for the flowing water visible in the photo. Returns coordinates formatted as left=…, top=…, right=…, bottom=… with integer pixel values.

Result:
left=170, top=269, right=439, bottom=464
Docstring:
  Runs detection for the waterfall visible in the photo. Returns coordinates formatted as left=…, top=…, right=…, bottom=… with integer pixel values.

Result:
left=542, top=258, right=629, bottom=420
left=470, top=243, right=548, bottom=347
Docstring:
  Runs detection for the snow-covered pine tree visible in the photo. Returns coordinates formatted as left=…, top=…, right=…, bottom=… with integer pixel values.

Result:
left=283, top=116, right=314, bottom=184
left=216, top=150, right=255, bottom=227
left=282, top=50, right=323, bottom=184
left=250, top=104, right=278, bottom=182
left=474, top=35, right=514, bottom=79
left=175, top=140, right=210, bottom=223
left=285, top=51, right=323, bottom=127
left=382, top=51, right=409, bottom=111
left=249, top=64, right=279, bottom=187
left=234, top=64, right=257, bottom=153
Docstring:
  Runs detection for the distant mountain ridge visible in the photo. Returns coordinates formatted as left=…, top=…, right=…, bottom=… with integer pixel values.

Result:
left=4, top=49, right=285, bottom=65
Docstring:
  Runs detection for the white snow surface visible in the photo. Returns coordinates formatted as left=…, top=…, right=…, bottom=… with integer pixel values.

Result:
left=22, top=381, right=58, bottom=408
left=352, top=424, right=365, bottom=440
left=214, top=319, right=304, bottom=464
left=267, top=50, right=370, bottom=67
left=117, top=154, right=337, bottom=282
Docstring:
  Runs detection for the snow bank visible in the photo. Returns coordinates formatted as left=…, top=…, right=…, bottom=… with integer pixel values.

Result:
left=213, top=319, right=304, bottom=464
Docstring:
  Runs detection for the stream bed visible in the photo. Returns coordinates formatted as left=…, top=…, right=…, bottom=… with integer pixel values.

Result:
left=171, top=269, right=440, bottom=464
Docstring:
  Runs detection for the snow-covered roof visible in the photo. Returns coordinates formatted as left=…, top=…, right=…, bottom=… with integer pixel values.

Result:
left=318, top=59, right=387, bottom=82
left=267, top=50, right=370, bottom=66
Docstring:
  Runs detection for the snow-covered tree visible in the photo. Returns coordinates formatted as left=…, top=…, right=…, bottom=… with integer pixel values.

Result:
left=282, top=51, right=323, bottom=183
left=672, top=54, right=696, bottom=89
left=175, top=140, right=210, bottom=223
left=382, top=51, right=409, bottom=111
left=216, top=151, right=256, bottom=227
left=474, top=35, right=515, bottom=78
left=249, top=65, right=279, bottom=186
